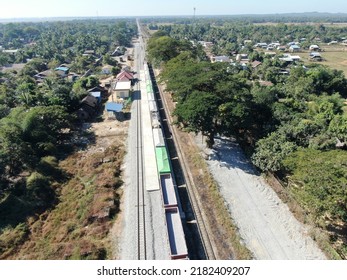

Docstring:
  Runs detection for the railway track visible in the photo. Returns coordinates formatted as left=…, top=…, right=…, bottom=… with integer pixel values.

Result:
left=137, top=20, right=215, bottom=259
left=135, top=61, right=147, bottom=260
left=148, top=65, right=217, bottom=260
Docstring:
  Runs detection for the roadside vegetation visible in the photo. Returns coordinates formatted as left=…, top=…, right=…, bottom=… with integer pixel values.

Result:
left=147, top=16, right=347, bottom=259
left=0, top=19, right=136, bottom=259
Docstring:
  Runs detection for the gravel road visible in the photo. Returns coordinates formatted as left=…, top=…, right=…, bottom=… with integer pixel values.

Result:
left=196, top=136, right=326, bottom=260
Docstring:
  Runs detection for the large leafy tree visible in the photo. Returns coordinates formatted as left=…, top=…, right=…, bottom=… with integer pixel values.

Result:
left=251, top=131, right=297, bottom=172
left=0, top=106, right=71, bottom=176
left=160, top=52, right=254, bottom=147
left=174, top=91, right=218, bottom=147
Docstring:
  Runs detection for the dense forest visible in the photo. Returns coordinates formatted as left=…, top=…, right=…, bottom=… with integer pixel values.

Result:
left=147, top=19, right=347, bottom=258
left=0, top=19, right=137, bottom=259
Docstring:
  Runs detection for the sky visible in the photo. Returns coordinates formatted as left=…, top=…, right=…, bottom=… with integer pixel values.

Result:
left=0, top=0, right=347, bottom=19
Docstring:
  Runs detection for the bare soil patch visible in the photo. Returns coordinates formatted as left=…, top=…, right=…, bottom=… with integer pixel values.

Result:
left=1, top=114, right=128, bottom=260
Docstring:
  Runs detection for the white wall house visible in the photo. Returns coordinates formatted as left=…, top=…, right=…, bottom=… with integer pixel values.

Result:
left=114, top=81, right=131, bottom=99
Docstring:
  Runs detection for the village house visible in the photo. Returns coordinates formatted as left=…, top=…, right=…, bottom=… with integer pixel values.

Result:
left=198, top=41, right=214, bottom=48
left=258, top=80, right=274, bottom=87
left=88, top=85, right=107, bottom=96
left=114, top=81, right=131, bottom=99
left=90, top=92, right=102, bottom=103
left=309, top=52, right=322, bottom=61
left=289, top=44, right=301, bottom=52
left=236, top=53, right=248, bottom=62
left=279, top=54, right=301, bottom=64
left=55, top=66, right=69, bottom=75
left=254, top=43, right=268, bottom=49
left=77, top=94, right=99, bottom=120
left=101, top=65, right=113, bottom=75
left=105, top=102, right=124, bottom=120
left=264, top=51, right=277, bottom=57
left=83, top=50, right=95, bottom=56
left=116, top=70, right=134, bottom=82
left=251, top=60, right=262, bottom=70
left=34, top=69, right=67, bottom=82
left=211, top=55, right=231, bottom=63
left=309, top=45, right=320, bottom=51
left=2, top=49, right=18, bottom=54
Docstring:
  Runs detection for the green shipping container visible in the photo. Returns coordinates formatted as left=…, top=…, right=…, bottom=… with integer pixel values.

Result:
left=146, top=84, right=153, bottom=94
left=155, top=147, right=171, bottom=174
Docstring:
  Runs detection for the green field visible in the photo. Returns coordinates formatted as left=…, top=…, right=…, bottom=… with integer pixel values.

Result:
left=301, top=45, right=347, bottom=76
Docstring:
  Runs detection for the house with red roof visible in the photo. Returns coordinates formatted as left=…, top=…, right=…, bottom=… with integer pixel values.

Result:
left=116, top=70, right=134, bottom=82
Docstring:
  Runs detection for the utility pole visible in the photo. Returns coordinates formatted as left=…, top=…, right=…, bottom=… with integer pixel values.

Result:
left=193, top=7, right=196, bottom=21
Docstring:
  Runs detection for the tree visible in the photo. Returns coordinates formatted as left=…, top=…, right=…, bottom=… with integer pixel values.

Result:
left=174, top=91, right=218, bottom=147
left=0, top=108, right=33, bottom=174
left=147, top=35, right=181, bottom=66
left=252, top=131, right=297, bottom=172
left=103, top=54, right=118, bottom=66
left=329, top=114, right=347, bottom=143
left=283, top=149, right=347, bottom=223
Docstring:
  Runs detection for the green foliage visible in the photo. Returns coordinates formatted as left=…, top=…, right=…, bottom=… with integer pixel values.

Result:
left=252, top=131, right=297, bottom=172
left=0, top=105, right=72, bottom=176
left=160, top=49, right=254, bottom=147
left=283, top=149, right=347, bottom=223
left=174, top=91, right=218, bottom=147
left=147, top=35, right=181, bottom=66
left=0, top=108, right=33, bottom=174
left=150, top=17, right=347, bottom=258
left=103, top=54, right=118, bottom=67
left=329, top=114, right=347, bottom=143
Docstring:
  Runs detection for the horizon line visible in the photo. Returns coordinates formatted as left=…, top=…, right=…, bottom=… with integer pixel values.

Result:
left=1, top=11, right=347, bottom=21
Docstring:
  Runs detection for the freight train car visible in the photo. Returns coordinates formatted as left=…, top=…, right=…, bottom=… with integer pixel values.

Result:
left=165, top=207, right=189, bottom=259
left=145, top=62, right=188, bottom=260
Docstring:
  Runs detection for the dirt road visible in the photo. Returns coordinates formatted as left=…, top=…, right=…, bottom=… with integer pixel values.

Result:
left=197, top=136, right=326, bottom=260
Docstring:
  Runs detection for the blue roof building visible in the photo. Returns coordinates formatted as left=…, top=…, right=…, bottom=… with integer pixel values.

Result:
left=105, top=102, right=123, bottom=112
left=55, top=66, right=69, bottom=72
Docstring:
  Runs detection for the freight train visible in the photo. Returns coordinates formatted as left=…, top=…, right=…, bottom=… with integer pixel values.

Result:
left=144, top=63, right=188, bottom=260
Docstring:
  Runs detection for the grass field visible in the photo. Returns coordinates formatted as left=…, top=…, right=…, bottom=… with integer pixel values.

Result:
left=300, top=45, right=347, bottom=76
left=254, top=22, right=347, bottom=27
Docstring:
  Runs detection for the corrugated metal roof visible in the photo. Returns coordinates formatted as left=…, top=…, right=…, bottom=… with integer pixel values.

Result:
left=55, top=66, right=69, bottom=72
left=115, top=81, right=131, bottom=90
left=105, top=102, right=123, bottom=112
